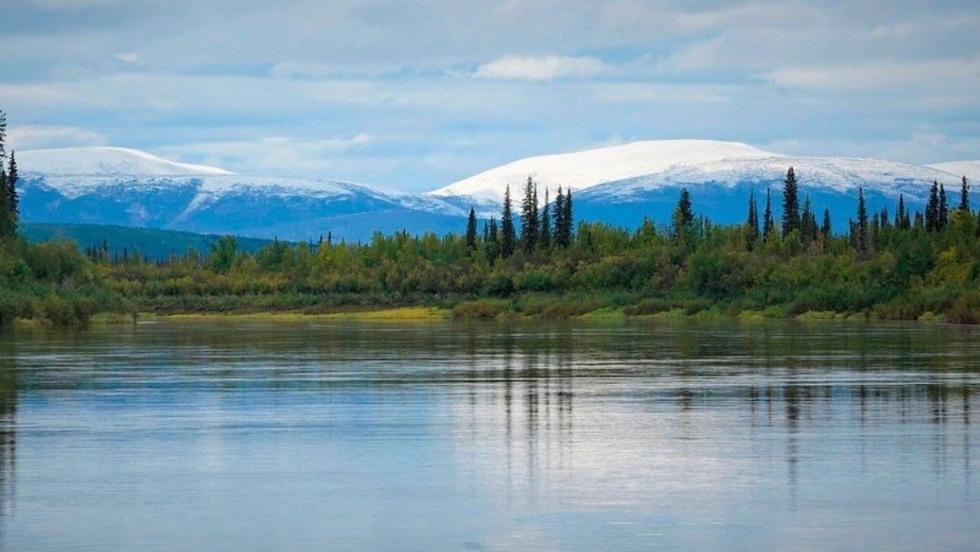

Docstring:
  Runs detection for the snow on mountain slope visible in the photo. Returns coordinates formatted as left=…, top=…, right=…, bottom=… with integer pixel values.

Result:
left=18, top=147, right=233, bottom=177
left=928, top=161, right=980, bottom=182
left=16, top=147, right=466, bottom=240
left=17, top=146, right=463, bottom=217
left=428, top=140, right=778, bottom=204
left=586, top=155, right=956, bottom=202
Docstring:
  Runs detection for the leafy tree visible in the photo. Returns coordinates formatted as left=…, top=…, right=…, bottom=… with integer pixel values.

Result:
left=465, top=207, right=478, bottom=253
left=500, top=185, right=516, bottom=257
left=781, top=166, right=800, bottom=237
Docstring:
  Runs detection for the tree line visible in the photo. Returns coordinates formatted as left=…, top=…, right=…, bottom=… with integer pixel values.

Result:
left=4, top=104, right=980, bottom=324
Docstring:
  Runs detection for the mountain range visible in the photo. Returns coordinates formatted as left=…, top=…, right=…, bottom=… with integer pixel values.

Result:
left=16, top=142, right=979, bottom=242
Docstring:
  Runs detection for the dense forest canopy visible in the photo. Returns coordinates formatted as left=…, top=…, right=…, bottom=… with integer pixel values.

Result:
left=2, top=106, right=980, bottom=325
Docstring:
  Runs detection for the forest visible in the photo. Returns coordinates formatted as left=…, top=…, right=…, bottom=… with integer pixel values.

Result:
left=3, top=109, right=980, bottom=325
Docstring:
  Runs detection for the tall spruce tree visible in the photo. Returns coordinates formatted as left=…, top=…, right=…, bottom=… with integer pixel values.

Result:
left=520, top=176, right=539, bottom=253
left=539, top=188, right=551, bottom=250
left=763, top=188, right=775, bottom=240
left=0, top=110, right=15, bottom=239
left=896, top=194, right=906, bottom=229
left=960, top=176, right=970, bottom=211
left=746, top=190, right=759, bottom=247
left=563, top=188, right=573, bottom=245
left=465, top=207, right=478, bottom=253
left=926, top=180, right=940, bottom=232
left=800, top=195, right=816, bottom=242
left=486, top=216, right=500, bottom=264
left=500, top=185, right=516, bottom=257
left=671, top=188, right=694, bottom=243
left=857, top=187, right=868, bottom=253
left=553, top=186, right=566, bottom=248
left=820, top=208, right=832, bottom=241
left=781, top=166, right=800, bottom=238
left=938, top=183, right=949, bottom=230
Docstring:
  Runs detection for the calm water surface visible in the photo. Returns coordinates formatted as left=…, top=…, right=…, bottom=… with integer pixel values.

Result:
left=0, top=320, right=977, bottom=551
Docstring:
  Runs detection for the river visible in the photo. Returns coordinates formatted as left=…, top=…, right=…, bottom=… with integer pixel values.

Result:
left=0, top=320, right=977, bottom=551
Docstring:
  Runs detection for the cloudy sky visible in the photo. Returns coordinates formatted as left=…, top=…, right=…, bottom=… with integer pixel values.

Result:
left=2, top=0, right=979, bottom=191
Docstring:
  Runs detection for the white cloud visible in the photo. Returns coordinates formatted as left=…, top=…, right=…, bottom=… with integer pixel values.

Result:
left=474, top=55, right=607, bottom=81
left=7, top=125, right=108, bottom=151
left=765, top=59, right=980, bottom=91
left=114, top=52, right=140, bottom=63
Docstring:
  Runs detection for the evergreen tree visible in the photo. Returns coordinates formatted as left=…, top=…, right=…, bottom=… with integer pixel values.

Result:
left=486, top=216, right=499, bottom=264
left=746, top=190, right=759, bottom=248
left=0, top=110, right=14, bottom=240
left=960, top=176, right=970, bottom=212
left=0, top=109, right=6, bottom=161
left=800, top=195, right=816, bottom=243
left=563, top=188, right=573, bottom=245
left=820, top=208, right=832, bottom=241
left=500, top=185, right=516, bottom=258
left=896, top=194, right=907, bottom=230
left=520, top=176, right=539, bottom=253
left=553, top=186, right=566, bottom=248
left=939, top=183, right=949, bottom=230
left=539, top=188, right=551, bottom=250
left=671, top=188, right=695, bottom=243
left=857, top=187, right=868, bottom=253
left=763, top=188, right=776, bottom=240
left=781, top=166, right=800, bottom=238
left=5, top=151, right=17, bottom=236
left=926, top=180, right=940, bottom=232
left=465, top=207, right=478, bottom=253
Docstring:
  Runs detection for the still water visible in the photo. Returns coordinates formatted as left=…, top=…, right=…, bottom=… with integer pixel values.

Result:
left=0, top=320, right=977, bottom=551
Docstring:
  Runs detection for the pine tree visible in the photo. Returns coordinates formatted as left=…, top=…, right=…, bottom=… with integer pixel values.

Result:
left=960, top=176, right=970, bottom=212
left=563, top=188, right=573, bottom=245
left=520, top=176, right=538, bottom=253
left=539, top=188, right=551, bottom=250
left=500, top=185, right=516, bottom=258
left=926, top=180, right=939, bottom=232
left=896, top=194, right=906, bottom=229
left=939, top=183, right=949, bottom=230
left=465, top=207, right=478, bottom=253
left=763, top=188, right=776, bottom=240
left=486, top=216, right=499, bottom=264
left=820, top=208, right=832, bottom=241
left=553, top=186, right=566, bottom=248
left=800, top=195, right=816, bottom=242
left=856, top=187, right=868, bottom=253
left=745, top=190, right=759, bottom=248
left=5, top=151, right=17, bottom=236
left=671, top=188, right=694, bottom=243
left=781, top=166, right=800, bottom=238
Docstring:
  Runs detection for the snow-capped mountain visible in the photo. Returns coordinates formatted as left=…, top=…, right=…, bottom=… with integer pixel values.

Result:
left=16, top=143, right=977, bottom=242
left=430, top=140, right=972, bottom=230
left=928, top=161, right=980, bottom=182
left=17, top=148, right=466, bottom=241
left=428, top=140, right=778, bottom=217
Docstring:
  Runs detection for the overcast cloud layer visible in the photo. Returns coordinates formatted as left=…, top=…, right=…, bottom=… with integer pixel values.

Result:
left=2, top=0, right=978, bottom=191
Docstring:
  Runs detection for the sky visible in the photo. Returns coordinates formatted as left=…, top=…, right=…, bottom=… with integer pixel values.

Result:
left=1, top=0, right=979, bottom=192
